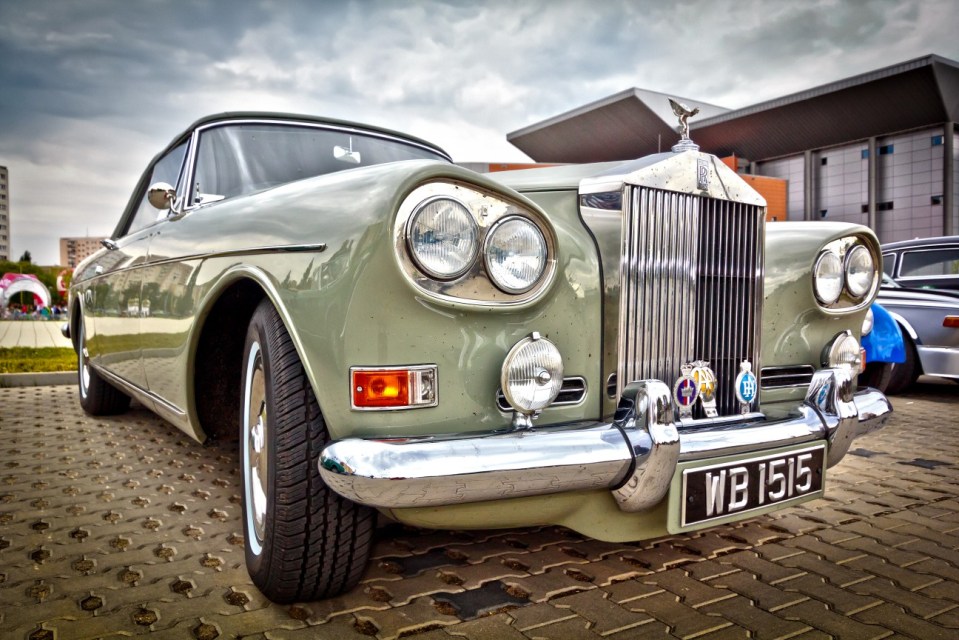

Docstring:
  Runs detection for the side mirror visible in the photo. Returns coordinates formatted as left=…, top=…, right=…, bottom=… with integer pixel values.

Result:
left=147, top=182, right=176, bottom=210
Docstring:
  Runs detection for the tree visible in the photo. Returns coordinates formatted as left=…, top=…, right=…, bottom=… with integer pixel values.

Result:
left=19, top=250, right=32, bottom=263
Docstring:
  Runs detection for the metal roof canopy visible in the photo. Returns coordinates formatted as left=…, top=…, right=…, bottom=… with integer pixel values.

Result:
left=508, top=55, right=959, bottom=164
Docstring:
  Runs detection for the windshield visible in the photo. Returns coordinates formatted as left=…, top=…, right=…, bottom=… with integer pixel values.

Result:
left=193, top=123, right=447, bottom=204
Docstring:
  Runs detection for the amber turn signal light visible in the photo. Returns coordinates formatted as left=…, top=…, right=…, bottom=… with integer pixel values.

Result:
left=350, top=365, right=438, bottom=410
left=944, top=316, right=959, bottom=328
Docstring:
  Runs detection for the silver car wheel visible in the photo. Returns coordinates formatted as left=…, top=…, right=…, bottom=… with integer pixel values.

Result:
left=242, top=341, right=269, bottom=555
left=78, top=323, right=91, bottom=399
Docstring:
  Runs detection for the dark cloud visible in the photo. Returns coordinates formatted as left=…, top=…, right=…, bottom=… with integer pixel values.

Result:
left=0, top=0, right=955, bottom=263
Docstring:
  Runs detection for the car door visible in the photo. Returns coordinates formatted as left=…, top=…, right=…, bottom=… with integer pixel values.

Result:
left=86, top=142, right=188, bottom=393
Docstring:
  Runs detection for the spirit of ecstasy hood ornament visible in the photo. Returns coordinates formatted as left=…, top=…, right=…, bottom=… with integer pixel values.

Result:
left=668, top=97, right=700, bottom=152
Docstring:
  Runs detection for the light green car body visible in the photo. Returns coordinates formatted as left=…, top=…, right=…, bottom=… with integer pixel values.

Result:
left=70, top=113, right=886, bottom=544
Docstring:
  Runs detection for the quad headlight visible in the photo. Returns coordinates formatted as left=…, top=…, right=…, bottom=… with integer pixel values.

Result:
left=408, top=197, right=478, bottom=279
left=485, top=217, right=548, bottom=294
left=813, top=251, right=843, bottom=305
left=844, top=245, right=875, bottom=298
left=396, top=182, right=556, bottom=304
left=812, top=237, right=878, bottom=310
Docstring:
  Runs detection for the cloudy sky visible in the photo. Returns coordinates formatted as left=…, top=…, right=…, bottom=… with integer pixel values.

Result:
left=1, top=0, right=957, bottom=265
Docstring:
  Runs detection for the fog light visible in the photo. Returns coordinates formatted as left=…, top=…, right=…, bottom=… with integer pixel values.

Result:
left=823, top=331, right=862, bottom=372
left=351, top=365, right=437, bottom=410
left=501, top=332, right=563, bottom=415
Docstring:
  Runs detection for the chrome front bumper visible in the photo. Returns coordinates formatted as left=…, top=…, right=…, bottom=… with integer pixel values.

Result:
left=319, top=368, right=891, bottom=512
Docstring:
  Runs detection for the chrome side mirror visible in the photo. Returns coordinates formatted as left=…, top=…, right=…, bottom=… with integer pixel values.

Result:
left=147, top=182, right=177, bottom=210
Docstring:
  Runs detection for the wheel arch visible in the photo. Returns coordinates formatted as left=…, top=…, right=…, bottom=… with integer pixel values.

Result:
left=189, top=265, right=318, bottom=442
left=69, top=296, right=83, bottom=352
left=887, top=311, right=920, bottom=343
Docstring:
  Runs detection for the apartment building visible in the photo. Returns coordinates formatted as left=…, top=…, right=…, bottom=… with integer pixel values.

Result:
left=0, top=165, right=9, bottom=261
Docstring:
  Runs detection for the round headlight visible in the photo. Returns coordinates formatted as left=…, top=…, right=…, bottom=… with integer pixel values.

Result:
left=485, top=217, right=547, bottom=294
left=408, top=197, right=478, bottom=279
left=813, top=251, right=843, bottom=305
left=845, top=245, right=875, bottom=298
left=501, top=333, right=563, bottom=414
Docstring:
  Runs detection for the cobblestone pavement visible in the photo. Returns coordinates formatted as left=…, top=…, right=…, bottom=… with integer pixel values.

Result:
left=2, top=381, right=958, bottom=640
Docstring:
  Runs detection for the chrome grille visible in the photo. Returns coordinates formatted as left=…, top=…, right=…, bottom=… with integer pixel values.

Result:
left=617, top=186, right=764, bottom=417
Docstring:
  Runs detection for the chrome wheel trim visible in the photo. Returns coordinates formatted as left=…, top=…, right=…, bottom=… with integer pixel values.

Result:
left=79, top=323, right=90, bottom=399
left=242, top=341, right=269, bottom=556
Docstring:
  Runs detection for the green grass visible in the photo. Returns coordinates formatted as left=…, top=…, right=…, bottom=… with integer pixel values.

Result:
left=0, top=347, right=77, bottom=373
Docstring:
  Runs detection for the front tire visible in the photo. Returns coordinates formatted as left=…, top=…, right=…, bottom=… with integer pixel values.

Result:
left=77, top=319, right=130, bottom=416
left=858, top=361, right=892, bottom=394
left=241, top=300, right=374, bottom=603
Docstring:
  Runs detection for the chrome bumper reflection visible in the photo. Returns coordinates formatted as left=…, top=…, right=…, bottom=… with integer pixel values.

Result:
left=318, top=368, right=891, bottom=512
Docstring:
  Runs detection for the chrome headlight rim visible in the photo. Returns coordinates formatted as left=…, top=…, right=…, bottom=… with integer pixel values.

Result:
left=483, top=215, right=548, bottom=295
left=394, top=181, right=557, bottom=307
left=406, top=195, right=479, bottom=281
left=844, top=244, right=875, bottom=300
left=861, top=306, right=875, bottom=336
left=813, top=250, right=843, bottom=306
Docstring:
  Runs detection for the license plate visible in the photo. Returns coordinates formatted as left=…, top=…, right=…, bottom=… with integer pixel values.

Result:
left=679, top=444, right=825, bottom=528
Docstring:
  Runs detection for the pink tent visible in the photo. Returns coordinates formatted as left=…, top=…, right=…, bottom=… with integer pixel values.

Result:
left=0, top=273, right=51, bottom=309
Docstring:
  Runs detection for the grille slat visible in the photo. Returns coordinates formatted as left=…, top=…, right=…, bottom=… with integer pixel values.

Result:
left=617, top=186, right=764, bottom=418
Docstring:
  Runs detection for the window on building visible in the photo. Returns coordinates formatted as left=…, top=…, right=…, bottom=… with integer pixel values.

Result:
left=820, top=209, right=828, bottom=218
left=932, top=195, right=943, bottom=205
left=878, top=201, right=894, bottom=211
left=932, top=135, right=944, bottom=146
left=879, top=144, right=894, bottom=155
left=821, top=157, right=828, bottom=166
left=861, top=149, right=869, bottom=159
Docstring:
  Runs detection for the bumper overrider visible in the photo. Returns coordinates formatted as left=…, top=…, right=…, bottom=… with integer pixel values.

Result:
left=318, top=368, right=891, bottom=512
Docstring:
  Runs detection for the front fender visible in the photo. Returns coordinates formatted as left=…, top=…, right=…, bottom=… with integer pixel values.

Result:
left=863, top=303, right=906, bottom=364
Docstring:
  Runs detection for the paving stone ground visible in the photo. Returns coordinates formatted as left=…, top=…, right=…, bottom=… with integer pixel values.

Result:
left=1, top=380, right=958, bottom=639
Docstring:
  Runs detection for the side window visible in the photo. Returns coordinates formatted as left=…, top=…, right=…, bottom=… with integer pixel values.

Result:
left=899, top=248, right=959, bottom=278
left=881, top=253, right=895, bottom=276
left=126, top=142, right=188, bottom=236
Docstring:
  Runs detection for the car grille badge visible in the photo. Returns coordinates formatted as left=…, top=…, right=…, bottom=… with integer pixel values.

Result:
left=673, top=363, right=699, bottom=418
left=735, top=360, right=759, bottom=414
left=692, top=361, right=719, bottom=418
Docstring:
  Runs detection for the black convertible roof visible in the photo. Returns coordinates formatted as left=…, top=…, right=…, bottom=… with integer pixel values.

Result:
left=163, top=111, right=451, bottom=161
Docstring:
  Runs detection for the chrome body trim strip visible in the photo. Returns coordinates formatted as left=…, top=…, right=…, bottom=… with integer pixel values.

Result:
left=318, top=368, right=891, bottom=511
left=93, top=363, right=187, bottom=421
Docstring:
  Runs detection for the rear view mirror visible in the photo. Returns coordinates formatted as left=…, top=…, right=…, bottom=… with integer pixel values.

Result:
left=334, top=137, right=361, bottom=164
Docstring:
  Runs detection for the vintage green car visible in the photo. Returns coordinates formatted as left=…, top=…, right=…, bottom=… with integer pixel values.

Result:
left=66, top=110, right=892, bottom=603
